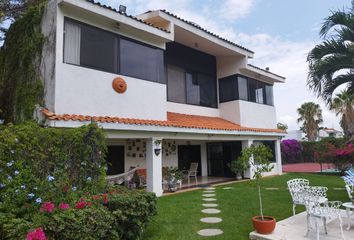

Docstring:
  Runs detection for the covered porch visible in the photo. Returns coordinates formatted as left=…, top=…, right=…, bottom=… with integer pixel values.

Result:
left=105, top=133, right=283, bottom=196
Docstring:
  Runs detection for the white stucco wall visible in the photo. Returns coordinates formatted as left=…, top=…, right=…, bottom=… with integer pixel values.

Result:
left=53, top=4, right=168, bottom=120
left=167, top=102, right=219, bottom=117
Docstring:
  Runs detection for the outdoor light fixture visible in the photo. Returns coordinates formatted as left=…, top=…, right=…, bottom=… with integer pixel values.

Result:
left=119, top=5, right=127, bottom=14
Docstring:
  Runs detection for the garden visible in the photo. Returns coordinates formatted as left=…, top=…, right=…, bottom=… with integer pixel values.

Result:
left=0, top=122, right=156, bottom=240
left=281, top=138, right=354, bottom=173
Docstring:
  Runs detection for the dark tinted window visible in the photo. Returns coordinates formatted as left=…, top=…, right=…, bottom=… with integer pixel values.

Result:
left=165, top=42, right=217, bottom=108
left=249, top=79, right=265, bottom=104
left=238, top=76, right=248, bottom=101
left=219, top=76, right=237, bottom=103
left=120, top=39, right=165, bottom=83
left=167, top=65, right=185, bottom=103
left=64, top=18, right=164, bottom=84
left=265, top=85, right=274, bottom=106
left=80, top=24, right=117, bottom=72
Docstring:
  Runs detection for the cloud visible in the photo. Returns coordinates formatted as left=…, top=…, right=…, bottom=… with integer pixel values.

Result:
left=217, top=0, right=255, bottom=20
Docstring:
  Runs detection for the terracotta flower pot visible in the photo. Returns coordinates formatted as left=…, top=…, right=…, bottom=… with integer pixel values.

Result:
left=252, top=216, right=276, bottom=234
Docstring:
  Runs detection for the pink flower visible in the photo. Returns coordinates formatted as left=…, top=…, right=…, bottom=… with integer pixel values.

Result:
left=75, top=201, right=87, bottom=209
left=40, top=202, right=55, bottom=213
left=26, top=228, right=47, bottom=240
left=59, top=202, right=70, bottom=210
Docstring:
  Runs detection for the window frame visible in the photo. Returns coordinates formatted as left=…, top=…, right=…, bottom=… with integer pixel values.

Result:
left=63, top=17, right=166, bottom=84
left=218, top=74, right=274, bottom=106
left=166, top=65, right=218, bottom=108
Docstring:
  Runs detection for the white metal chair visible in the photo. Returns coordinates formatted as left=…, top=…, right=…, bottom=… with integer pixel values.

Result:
left=287, top=178, right=310, bottom=216
left=182, top=162, right=198, bottom=183
left=304, top=193, right=344, bottom=240
left=345, top=184, right=353, bottom=200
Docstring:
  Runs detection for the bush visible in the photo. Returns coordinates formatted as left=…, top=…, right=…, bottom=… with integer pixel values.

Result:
left=0, top=122, right=157, bottom=239
left=281, top=139, right=302, bottom=163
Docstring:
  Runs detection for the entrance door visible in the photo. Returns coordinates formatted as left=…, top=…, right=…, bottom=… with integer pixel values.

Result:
left=106, top=146, right=125, bottom=175
left=178, top=145, right=201, bottom=176
left=207, top=142, right=242, bottom=177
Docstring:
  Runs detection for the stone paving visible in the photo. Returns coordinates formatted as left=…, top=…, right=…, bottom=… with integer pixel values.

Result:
left=197, top=186, right=224, bottom=237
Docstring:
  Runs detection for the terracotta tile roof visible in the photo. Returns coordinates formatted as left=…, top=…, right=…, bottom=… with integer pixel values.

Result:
left=41, top=109, right=284, bottom=134
left=84, top=0, right=170, bottom=33
left=157, top=10, right=254, bottom=54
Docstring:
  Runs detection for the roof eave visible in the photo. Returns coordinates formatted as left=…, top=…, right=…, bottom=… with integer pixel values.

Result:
left=240, top=64, right=286, bottom=83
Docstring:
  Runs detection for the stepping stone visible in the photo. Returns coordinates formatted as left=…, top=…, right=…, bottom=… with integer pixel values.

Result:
left=205, top=187, right=215, bottom=190
left=202, top=203, right=218, bottom=207
left=222, top=187, right=233, bottom=189
left=265, top=187, right=279, bottom=190
left=202, top=208, right=221, bottom=214
left=197, top=229, right=223, bottom=236
left=200, top=217, right=222, bottom=223
left=202, top=194, right=216, bottom=197
left=203, top=190, right=215, bottom=193
left=203, top=198, right=217, bottom=202
left=333, top=187, right=345, bottom=190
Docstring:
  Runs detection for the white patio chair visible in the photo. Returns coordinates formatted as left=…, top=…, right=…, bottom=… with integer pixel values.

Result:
left=287, top=178, right=310, bottom=216
left=304, top=194, right=344, bottom=240
left=343, top=175, right=354, bottom=187
left=345, top=184, right=353, bottom=200
left=182, top=162, right=198, bottom=183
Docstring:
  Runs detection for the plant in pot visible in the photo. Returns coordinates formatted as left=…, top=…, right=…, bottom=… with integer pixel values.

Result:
left=228, top=158, right=248, bottom=180
left=165, top=167, right=183, bottom=192
left=238, top=144, right=275, bottom=234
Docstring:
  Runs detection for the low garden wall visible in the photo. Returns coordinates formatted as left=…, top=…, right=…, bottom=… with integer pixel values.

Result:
left=0, top=122, right=156, bottom=240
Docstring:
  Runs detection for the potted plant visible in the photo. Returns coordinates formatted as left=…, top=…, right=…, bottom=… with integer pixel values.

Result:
left=238, top=144, right=275, bottom=234
left=165, top=167, right=183, bottom=192
left=228, top=158, right=248, bottom=180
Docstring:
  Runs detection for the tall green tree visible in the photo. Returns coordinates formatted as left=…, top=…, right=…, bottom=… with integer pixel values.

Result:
left=307, top=1, right=354, bottom=104
left=297, top=102, right=323, bottom=141
left=330, top=90, right=354, bottom=139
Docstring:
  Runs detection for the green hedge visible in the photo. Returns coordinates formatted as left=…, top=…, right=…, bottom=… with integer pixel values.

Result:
left=0, top=122, right=157, bottom=239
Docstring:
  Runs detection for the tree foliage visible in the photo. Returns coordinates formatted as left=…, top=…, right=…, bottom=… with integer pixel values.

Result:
left=297, top=102, right=323, bottom=141
left=307, top=1, right=354, bottom=103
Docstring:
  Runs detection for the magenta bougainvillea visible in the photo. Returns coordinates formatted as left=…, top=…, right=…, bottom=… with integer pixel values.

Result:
left=26, top=228, right=47, bottom=240
left=281, top=139, right=303, bottom=163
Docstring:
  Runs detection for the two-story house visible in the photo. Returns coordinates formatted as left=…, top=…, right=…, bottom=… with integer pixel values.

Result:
left=38, top=0, right=285, bottom=196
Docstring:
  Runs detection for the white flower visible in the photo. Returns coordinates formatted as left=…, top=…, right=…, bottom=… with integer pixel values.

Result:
left=20, top=185, right=26, bottom=189
left=33, top=187, right=38, bottom=190
left=47, top=175, right=55, bottom=182
left=7, top=176, right=12, bottom=181
left=10, top=150, right=15, bottom=154
left=86, top=177, right=92, bottom=181
left=81, top=162, right=87, bottom=166
left=27, top=193, right=35, bottom=199
left=6, top=161, right=14, bottom=167
left=14, top=170, right=19, bottom=175
left=15, top=189, right=19, bottom=193
left=72, top=186, right=77, bottom=192
left=35, top=198, right=42, bottom=204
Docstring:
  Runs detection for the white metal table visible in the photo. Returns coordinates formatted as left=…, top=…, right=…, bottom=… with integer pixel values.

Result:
left=342, top=202, right=354, bottom=230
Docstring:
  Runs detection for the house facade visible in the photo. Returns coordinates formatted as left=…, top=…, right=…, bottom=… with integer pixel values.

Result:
left=38, top=0, right=286, bottom=196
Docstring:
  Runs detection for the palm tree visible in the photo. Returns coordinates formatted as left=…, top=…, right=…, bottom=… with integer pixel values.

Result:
left=297, top=102, right=323, bottom=141
left=307, top=2, right=354, bottom=104
left=330, top=90, right=354, bottom=139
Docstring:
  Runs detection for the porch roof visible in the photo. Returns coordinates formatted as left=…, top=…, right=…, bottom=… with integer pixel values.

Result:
left=40, top=108, right=284, bottom=134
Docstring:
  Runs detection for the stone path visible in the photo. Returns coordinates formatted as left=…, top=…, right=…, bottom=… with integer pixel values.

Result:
left=197, top=186, right=223, bottom=237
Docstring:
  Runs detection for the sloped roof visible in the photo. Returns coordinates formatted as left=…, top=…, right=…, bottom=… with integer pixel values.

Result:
left=84, top=0, right=170, bottom=33
left=41, top=109, right=284, bottom=134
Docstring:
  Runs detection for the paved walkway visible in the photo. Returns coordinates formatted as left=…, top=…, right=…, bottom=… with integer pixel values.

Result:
left=282, top=163, right=335, bottom=173
left=197, top=187, right=224, bottom=237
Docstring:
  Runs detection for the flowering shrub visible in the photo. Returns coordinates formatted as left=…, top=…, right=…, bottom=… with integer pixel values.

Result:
left=281, top=139, right=303, bottom=163
left=0, top=122, right=157, bottom=240
left=332, top=143, right=354, bottom=173
left=26, top=228, right=47, bottom=240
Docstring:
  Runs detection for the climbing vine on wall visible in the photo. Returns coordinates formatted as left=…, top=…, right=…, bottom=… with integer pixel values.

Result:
left=0, top=1, right=46, bottom=124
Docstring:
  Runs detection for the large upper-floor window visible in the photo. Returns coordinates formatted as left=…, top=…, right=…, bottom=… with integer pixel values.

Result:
left=219, top=74, right=274, bottom=106
left=63, top=18, right=165, bottom=83
left=165, top=43, right=217, bottom=108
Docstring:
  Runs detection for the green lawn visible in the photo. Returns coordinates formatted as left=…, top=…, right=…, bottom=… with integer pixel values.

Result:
left=143, top=173, right=348, bottom=240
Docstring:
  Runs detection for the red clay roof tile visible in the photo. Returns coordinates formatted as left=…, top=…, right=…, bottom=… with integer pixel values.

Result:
left=40, top=109, right=284, bottom=134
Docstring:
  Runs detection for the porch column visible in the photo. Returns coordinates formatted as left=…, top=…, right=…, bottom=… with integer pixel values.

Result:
left=275, top=139, right=283, bottom=175
left=242, top=140, right=254, bottom=179
left=146, top=138, right=163, bottom=197
left=201, top=143, right=208, bottom=176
